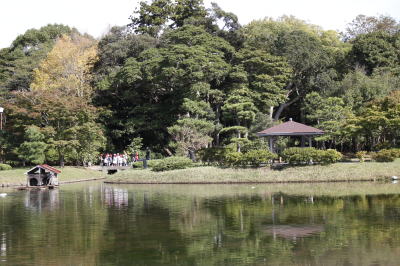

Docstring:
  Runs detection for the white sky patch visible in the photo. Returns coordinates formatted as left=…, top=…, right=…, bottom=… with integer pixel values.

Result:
left=1, top=0, right=399, bottom=48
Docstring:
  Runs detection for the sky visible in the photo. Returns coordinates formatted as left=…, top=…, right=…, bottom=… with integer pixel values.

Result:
left=1, top=0, right=399, bottom=48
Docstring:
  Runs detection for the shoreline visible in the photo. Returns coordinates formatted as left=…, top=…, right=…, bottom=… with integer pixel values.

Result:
left=104, top=161, right=400, bottom=185
left=104, top=178, right=387, bottom=185
left=0, top=167, right=106, bottom=188
left=1, top=177, right=107, bottom=188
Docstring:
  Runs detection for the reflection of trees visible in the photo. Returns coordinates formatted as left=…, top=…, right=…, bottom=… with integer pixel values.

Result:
left=2, top=185, right=400, bottom=265
left=0, top=186, right=108, bottom=265
left=99, top=191, right=191, bottom=265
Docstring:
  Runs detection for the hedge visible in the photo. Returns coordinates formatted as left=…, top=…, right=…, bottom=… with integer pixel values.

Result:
left=152, top=156, right=193, bottom=172
left=281, top=147, right=342, bottom=165
left=0, top=164, right=12, bottom=170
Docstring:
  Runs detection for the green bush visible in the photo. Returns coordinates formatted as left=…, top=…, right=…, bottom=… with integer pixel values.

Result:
left=314, top=149, right=342, bottom=165
left=0, top=164, right=12, bottom=170
left=132, top=159, right=162, bottom=169
left=282, top=148, right=342, bottom=165
left=242, top=150, right=276, bottom=167
left=197, top=147, right=232, bottom=165
left=224, top=152, right=242, bottom=167
left=223, top=150, right=276, bottom=168
left=389, top=148, right=400, bottom=158
left=371, top=149, right=396, bottom=162
left=281, top=148, right=317, bottom=165
left=356, top=151, right=367, bottom=162
left=152, top=156, right=193, bottom=172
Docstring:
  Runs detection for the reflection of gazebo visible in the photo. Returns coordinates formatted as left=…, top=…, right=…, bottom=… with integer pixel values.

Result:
left=257, top=119, right=324, bottom=152
left=265, top=225, right=324, bottom=240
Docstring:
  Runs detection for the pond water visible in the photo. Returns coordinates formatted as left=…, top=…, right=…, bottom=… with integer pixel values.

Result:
left=1, top=182, right=400, bottom=265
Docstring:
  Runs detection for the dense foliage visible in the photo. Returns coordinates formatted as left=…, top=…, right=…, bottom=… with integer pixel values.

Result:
left=281, top=147, right=342, bottom=165
left=152, top=156, right=193, bottom=171
left=0, top=1, right=399, bottom=166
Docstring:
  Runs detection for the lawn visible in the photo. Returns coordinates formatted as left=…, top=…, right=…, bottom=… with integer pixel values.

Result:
left=0, top=166, right=105, bottom=186
left=106, top=160, right=400, bottom=184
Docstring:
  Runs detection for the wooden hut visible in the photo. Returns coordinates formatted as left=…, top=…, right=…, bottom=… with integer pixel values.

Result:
left=25, top=165, right=61, bottom=187
left=257, top=118, right=324, bottom=152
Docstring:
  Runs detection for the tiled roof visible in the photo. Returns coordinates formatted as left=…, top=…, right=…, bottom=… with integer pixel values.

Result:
left=40, top=164, right=62, bottom=174
left=257, top=120, right=324, bottom=136
left=26, top=164, right=62, bottom=174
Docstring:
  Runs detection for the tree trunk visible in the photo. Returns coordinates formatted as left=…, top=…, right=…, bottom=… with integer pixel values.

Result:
left=59, top=154, right=65, bottom=168
left=269, top=106, right=274, bottom=120
left=274, top=95, right=300, bottom=121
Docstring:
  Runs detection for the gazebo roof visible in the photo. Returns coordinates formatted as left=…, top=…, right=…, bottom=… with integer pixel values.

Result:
left=257, top=119, right=324, bottom=137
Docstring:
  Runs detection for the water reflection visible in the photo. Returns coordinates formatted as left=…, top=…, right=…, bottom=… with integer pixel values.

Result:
left=266, top=225, right=324, bottom=241
left=1, top=183, right=400, bottom=265
left=0, top=233, right=6, bottom=257
left=103, top=186, right=129, bottom=208
left=24, top=189, right=59, bottom=212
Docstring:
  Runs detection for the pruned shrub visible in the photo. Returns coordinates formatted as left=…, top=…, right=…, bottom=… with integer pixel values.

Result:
left=223, top=150, right=276, bottom=168
left=356, top=151, right=367, bottom=162
left=242, top=150, right=276, bottom=167
left=197, top=147, right=232, bottom=165
left=282, top=148, right=342, bottom=165
left=0, top=164, right=12, bottom=170
left=371, top=149, right=396, bottom=162
left=224, top=152, right=242, bottom=167
left=132, top=159, right=162, bottom=169
left=281, top=148, right=317, bottom=165
left=314, top=149, right=342, bottom=165
left=152, top=156, right=193, bottom=172
left=389, top=148, right=400, bottom=158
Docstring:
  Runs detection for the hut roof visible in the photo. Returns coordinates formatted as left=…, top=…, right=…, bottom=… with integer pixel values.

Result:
left=257, top=119, right=324, bottom=136
left=26, top=164, right=61, bottom=175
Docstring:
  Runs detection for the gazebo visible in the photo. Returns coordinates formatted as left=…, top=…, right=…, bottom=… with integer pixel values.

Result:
left=257, top=118, right=324, bottom=152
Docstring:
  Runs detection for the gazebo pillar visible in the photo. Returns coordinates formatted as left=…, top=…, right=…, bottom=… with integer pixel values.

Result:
left=308, top=136, right=312, bottom=148
left=301, top=136, right=305, bottom=147
left=269, top=137, right=274, bottom=153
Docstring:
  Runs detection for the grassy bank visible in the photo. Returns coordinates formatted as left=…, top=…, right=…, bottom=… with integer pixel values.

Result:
left=0, top=167, right=105, bottom=186
left=106, top=160, right=400, bottom=184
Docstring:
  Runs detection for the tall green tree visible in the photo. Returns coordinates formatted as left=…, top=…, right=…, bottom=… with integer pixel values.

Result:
left=242, top=16, right=345, bottom=120
left=16, top=126, right=47, bottom=165
left=0, top=24, right=74, bottom=93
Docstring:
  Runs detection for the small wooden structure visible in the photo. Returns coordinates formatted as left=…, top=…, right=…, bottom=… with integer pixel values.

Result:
left=25, top=165, right=61, bottom=187
left=257, top=118, right=324, bottom=152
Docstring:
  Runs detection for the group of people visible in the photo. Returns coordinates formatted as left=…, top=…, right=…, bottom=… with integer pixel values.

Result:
left=100, top=153, right=139, bottom=166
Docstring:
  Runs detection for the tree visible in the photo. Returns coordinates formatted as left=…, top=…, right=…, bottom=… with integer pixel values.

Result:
left=129, top=0, right=207, bottom=37
left=235, top=48, right=292, bottom=116
left=343, top=14, right=399, bottom=41
left=93, top=26, right=156, bottom=82
left=0, top=24, right=74, bottom=93
left=95, top=25, right=234, bottom=151
left=168, top=118, right=214, bottom=157
left=241, top=16, right=344, bottom=120
left=349, top=31, right=399, bottom=74
left=30, top=34, right=98, bottom=99
left=16, top=126, right=47, bottom=165
left=332, top=68, right=399, bottom=111
left=303, top=92, right=351, bottom=148
left=6, top=89, right=105, bottom=166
